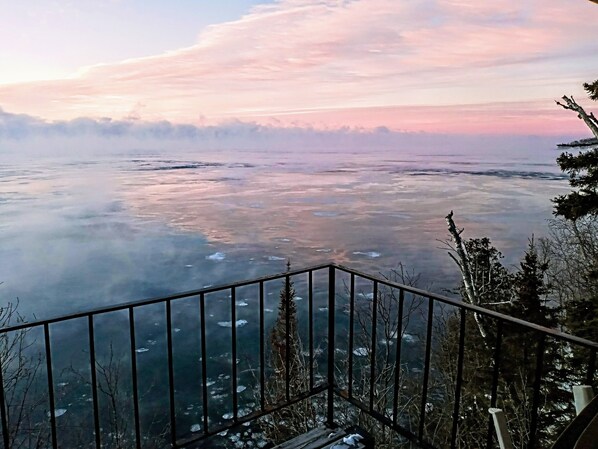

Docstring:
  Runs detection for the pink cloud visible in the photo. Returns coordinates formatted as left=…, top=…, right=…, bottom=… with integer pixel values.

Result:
left=1, top=0, right=596, bottom=134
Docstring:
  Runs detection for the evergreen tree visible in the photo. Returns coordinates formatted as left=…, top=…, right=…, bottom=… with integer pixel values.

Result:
left=553, top=149, right=598, bottom=220
left=553, top=80, right=598, bottom=345
left=263, top=261, right=316, bottom=444
left=268, top=261, right=302, bottom=401
left=554, top=78, right=598, bottom=219
left=502, top=240, right=570, bottom=447
left=464, top=237, right=514, bottom=310
left=583, top=78, right=598, bottom=101
left=510, top=238, right=557, bottom=327
left=443, top=221, right=573, bottom=447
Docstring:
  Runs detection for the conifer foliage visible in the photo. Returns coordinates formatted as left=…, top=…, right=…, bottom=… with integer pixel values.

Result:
left=268, top=261, right=303, bottom=401
left=443, top=220, right=573, bottom=448
left=263, top=261, right=316, bottom=444
left=553, top=149, right=598, bottom=220
left=554, top=78, right=598, bottom=219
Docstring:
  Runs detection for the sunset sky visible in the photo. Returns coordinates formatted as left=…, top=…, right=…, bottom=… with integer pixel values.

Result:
left=1, top=0, right=597, bottom=135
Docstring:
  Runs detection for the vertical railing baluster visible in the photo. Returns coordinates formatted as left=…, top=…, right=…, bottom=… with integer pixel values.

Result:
left=369, top=281, right=379, bottom=413
left=486, top=320, right=503, bottom=449
left=347, top=273, right=355, bottom=399
left=418, top=298, right=434, bottom=442
left=326, top=266, right=335, bottom=426
left=586, top=348, right=596, bottom=386
left=308, top=271, right=314, bottom=391
left=199, top=293, right=209, bottom=434
left=259, top=281, right=265, bottom=411
left=392, top=289, right=405, bottom=426
left=0, top=340, right=9, bottom=449
left=285, top=275, right=291, bottom=402
left=527, top=334, right=545, bottom=449
left=44, top=323, right=58, bottom=449
left=166, top=301, right=177, bottom=446
left=450, top=308, right=467, bottom=449
left=231, top=287, right=238, bottom=422
left=88, top=316, right=101, bottom=449
left=128, top=309, right=141, bottom=449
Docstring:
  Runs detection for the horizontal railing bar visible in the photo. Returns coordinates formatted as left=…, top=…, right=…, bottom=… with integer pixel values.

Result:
left=177, top=384, right=328, bottom=448
left=3, top=261, right=595, bottom=350
left=0, top=263, right=333, bottom=333
left=333, top=264, right=598, bottom=349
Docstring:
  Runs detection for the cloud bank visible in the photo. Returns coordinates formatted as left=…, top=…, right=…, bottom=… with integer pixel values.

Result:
left=0, top=107, right=578, bottom=158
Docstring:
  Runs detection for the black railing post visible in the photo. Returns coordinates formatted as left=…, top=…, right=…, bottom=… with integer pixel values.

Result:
left=587, top=348, right=596, bottom=386
left=128, top=309, right=142, bottom=449
left=88, top=316, right=101, bottom=449
left=347, top=273, right=355, bottom=399
left=450, top=308, right=467, bottom=449
left=199, top=293, right=209, bottom=434
left=528, top=334, right=546, bottom=449
left=0, top=340, right=10, bottom=449
left=285, top=275, right=291, bottom=402
left=486, top=319, right=503, bottom=449
left=326, top=265, right=336, bottom=426
left=418, top=298, right=434, bottom=443
left=369, top=281, right=379, bottom=413
left=308, top=270, right=314, bottom=390
left=392, top=288, right=405, bottom=426
left=231, top=288, right=239, bottom=423
left=166, top=301, right=177, bottom=446
left=259, top=281, right=266, bottom=411
left=44, top=323, right=58, bottom=449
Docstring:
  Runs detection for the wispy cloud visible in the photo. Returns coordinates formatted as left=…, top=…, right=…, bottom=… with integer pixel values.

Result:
left=1, top=0, right=596, bottom=133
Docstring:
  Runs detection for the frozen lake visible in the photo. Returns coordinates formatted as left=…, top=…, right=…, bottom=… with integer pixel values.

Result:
left=0, top=143, right=573, bottom=446
left=0, top=145, right=569, bottom=320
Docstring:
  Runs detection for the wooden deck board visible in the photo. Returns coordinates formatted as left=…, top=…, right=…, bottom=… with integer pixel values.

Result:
left=272, top=426, right=366, bottom=449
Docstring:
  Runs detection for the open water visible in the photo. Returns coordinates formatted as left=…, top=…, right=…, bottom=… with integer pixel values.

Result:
left=0, top=144, right=571, bottom=446
left=0, top=145, right=569, bottom=319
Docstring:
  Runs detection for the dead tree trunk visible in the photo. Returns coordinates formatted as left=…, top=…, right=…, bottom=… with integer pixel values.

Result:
left=556, top=95, right=598, bottom=139
left=445, top=211, right=492, bottom=345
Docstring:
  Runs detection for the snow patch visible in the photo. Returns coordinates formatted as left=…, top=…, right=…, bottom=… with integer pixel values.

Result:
left=353, top=347, right=368, bottom=357
left=218, top=320, right=248, bottom=328
left=313, top=211, right=338, bottom=217
left=206, top=252, right=226, bottom=261
left=48, top=409, right=67, bottom=418
left=353, top=251, right=381, bottom=258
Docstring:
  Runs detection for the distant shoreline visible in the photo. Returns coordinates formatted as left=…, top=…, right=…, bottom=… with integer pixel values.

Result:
left=557, top=137, right=598, bottom=148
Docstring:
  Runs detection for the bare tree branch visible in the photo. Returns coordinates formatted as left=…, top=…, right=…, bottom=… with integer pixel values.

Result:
left=556, top=95, right=598, bottom=139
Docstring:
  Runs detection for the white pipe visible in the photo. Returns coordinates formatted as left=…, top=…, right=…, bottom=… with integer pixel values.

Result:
left=488, top=408, right=514, bottom=449
left=573, top=385, right=594, bottom=415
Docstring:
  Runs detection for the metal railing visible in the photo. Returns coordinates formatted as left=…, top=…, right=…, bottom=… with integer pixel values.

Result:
left=0, top=263, right=596, bottom=449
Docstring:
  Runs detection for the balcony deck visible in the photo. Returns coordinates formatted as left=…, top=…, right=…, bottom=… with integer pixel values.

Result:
left=0, top=263, right=596, bottom=449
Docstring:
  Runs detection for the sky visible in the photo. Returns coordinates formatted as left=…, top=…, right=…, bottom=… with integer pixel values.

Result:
left=0, top=0, right=597, bottom=136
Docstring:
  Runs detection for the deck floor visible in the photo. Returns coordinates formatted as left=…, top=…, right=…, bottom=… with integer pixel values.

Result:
left=272, top=426, right=367, bottom=449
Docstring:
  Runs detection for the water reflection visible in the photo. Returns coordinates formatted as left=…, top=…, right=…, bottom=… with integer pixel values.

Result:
left=1, top=149, right=568, bottom=320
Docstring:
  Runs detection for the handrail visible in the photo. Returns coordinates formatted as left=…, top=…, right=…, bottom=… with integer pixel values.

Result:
left=333, top=263, right=598, bottom=349
left=0, top=262, right=595, bottom=449
left=3, top=262, right=596, bottom=351
left=0, top=262, right=332, bottom=333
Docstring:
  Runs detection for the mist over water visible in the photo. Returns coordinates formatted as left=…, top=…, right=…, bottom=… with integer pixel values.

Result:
left=0, top=145, right=569, bottom=321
